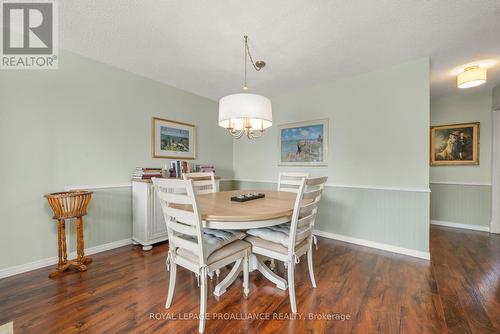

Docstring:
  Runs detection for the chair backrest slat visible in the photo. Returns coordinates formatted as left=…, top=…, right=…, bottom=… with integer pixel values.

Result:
left=157, top=192, right=192, bottom=205
left=277, top=172, right=309, bottom=193
left=299, top=201, right=319, bottom=217
left=306, top=176, right=328, bottom=186
left=169, top=220, right=198, bottom=236
left=183, top=172, right=217, bottom=195
left=171, top=235, right=200, bottom=254
left=302, top=188, right=323, bottom=201
left=297, top=212, right=316, bottom=228
left=164, top=206, right=197, bottom=226
left=152, top=178, right=206, bottom=265
left=287, top=176, right=328, bottom=255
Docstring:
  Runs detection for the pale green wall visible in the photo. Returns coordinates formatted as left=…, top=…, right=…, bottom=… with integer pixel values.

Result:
left=430, top=90, right=492, bottom=184
left=429, top=90, right=493, bottom=228
left=233, top=58, right=431, bottom=253
left=233, top=57, right=430, bottom=188
left=0, top=50, right=233, bottom=269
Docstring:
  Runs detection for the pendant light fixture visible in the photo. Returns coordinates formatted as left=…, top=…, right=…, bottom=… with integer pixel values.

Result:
left=218, top=35, right=272, bottom=139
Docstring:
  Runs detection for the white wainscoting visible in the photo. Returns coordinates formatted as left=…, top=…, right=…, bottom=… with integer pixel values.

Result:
left=0, top=238, right=132, bottom=279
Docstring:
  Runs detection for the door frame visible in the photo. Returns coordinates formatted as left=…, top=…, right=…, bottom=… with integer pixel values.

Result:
left=491, top=107, right=500, bottom=234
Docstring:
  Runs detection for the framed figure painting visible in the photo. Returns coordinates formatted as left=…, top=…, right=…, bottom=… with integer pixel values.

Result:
left=430, top=122, right=479, bottom=166
left=152, top=117, right=196, bottom=159
left=278, top=119, right=328, bottom=166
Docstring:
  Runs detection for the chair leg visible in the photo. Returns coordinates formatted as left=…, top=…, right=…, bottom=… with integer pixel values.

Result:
left=165, top=262, right=177, bottom=308
left=243, top=252, right=249, bottom=297
left=287, top=261, right=297, bottom=314
left=208, top=271, right=214, bottom=280
left=199, top=270, right=208, bottom=333
left=307, top=245, right=317, bottom=288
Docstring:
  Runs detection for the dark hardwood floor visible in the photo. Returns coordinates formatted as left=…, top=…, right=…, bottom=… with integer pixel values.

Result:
left=0, top=226, right=499, bottom=333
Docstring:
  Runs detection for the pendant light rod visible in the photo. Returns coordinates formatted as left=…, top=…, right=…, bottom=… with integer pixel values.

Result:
left=243, top=35, right=266, bottom=90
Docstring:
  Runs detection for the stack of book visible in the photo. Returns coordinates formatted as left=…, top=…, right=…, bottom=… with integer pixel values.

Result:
left=133, top=167, right=162, bottom=180
left=169, top=161, right=193, bottom=178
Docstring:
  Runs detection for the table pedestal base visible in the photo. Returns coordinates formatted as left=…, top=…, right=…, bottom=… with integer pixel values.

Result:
left=213, top=254, right=287, bottom=296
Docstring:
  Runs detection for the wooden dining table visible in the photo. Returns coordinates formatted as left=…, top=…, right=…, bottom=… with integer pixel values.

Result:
left=194, top=189, right=297, bottom=296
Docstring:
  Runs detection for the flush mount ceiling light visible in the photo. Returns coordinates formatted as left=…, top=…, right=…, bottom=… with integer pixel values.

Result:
left=457, top=65, right=487, bottom=89
left=218, top=35, right=272, bottom=139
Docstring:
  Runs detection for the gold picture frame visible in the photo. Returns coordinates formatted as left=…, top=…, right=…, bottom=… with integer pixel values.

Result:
left=430, top=122, right=479, bottom=166
left=152, top=117, right=196, bottom=159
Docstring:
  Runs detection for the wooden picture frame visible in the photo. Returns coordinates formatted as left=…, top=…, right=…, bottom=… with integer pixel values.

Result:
left=152, top=117, right=196, bottom=159
left=278, top=119, right=329, bottom=166
left=430, top=122, right=479, bottom=166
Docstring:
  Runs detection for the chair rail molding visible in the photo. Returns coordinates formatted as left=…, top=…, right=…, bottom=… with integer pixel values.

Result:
left=233, top=179, right=430, bottom=193
left=65, top=183, right=132, bottom=191
left=430, top=181, right=492, bottom=186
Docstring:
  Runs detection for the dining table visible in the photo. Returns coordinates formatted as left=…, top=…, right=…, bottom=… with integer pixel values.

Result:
left=194, top=189, right=297, bottom=296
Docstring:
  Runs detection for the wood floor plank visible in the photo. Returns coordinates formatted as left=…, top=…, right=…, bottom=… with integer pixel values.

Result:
left=0, top=226, right=499, bottom=333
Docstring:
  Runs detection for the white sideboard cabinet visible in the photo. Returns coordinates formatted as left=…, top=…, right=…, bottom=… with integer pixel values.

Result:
left=132, top=180, right=168, bottom=251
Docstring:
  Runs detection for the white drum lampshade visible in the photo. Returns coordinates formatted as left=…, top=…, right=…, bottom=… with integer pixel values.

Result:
left=218, top=93, right=272, bottom=132
left=457, top=65, right=487, bottom=89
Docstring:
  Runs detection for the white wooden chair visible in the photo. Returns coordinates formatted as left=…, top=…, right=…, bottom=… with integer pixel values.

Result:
left=182, top=172, right=217, bottom=194
left=183, top=171, right=222, bottom=279
left=269, top=172, right=309, bottom=269
left=153, top=178, right=250, bottom=333
left=245, top=176, right=327, bottom=313
left=277, top=172, right=309, bottom=193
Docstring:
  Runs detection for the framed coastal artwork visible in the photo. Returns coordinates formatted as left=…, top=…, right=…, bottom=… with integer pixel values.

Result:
left=430, top=122, right=479, bottom=166
left=152, top=117, right=196, bottom=159
left=278, top=119, right=328, bottom=166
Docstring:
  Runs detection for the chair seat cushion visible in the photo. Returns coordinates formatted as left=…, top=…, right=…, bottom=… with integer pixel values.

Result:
left=178, top=228, right=246, bottom=258
left=246, top=223, right=311, bottom=247
left=177, top=240, right=250, bottom=265
left=245, top=236, right=309, bottom=256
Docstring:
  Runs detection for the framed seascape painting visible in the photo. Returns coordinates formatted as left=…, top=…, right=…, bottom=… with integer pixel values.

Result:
left=430, top=122, right=479, bottom=166
left=152, top=117, right=196, bottom=159
left=278, top=119, right=328, bottom=166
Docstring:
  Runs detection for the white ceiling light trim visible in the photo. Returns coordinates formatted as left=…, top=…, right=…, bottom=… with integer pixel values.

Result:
left=457, top=65, right=487, bottom=88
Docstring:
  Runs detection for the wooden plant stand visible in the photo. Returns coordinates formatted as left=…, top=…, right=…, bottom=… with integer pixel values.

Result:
left=44, top=190, right=93, bottom=278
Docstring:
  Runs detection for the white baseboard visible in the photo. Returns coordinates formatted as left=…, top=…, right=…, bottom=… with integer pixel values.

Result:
left=313, top=229, right=430, bottom=260
left=430, top=220, right=490, bottom=232
left=0, top=238, right=132, bottom=280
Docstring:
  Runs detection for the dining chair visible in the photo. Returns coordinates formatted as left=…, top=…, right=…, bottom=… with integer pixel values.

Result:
left=245, top=176, right=328, bottom=314
left=183, top=171, right=222, bottom=279
left=269, top=172, right=309, bottom=269
left=153, top=178, right=251, bottom=333
left=182, top=172, right=217, bottom=194
left=277, top=172, right=309, bottom=193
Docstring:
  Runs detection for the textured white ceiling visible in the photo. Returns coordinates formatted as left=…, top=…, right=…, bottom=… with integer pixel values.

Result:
left=60, top=0, right=500, bottom=101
